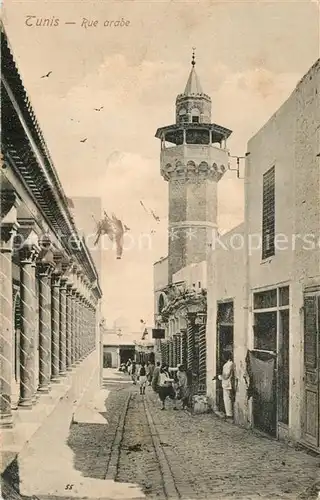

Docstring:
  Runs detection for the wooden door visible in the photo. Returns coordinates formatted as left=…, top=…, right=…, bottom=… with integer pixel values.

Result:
left=302, top=294, right=319, bottom=447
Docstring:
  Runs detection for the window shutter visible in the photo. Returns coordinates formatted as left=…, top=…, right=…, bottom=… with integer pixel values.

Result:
left=304, top=295, right=317, bottom=368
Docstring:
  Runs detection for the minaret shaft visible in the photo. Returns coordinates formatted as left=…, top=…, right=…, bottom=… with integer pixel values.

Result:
left=155, top=54, right=232, bottom=282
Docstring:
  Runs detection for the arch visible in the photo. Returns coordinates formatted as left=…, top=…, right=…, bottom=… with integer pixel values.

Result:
left=190, top=106, right=200, bottom=115
left=186, top=160, right=196, bottom=171
left=191, top=107, right=200, bottom=123
left=158, top=292, right=168, bottom=314
left=165, top=163, right=174, bottom=172
left=219, top=164, right=226, bottom=173
left=198, top=161, right=209, bottom=171
left=175, top=161, right=184, bottom=172
left=212, top=162, right=218, bottom=171
left=179, top=108, right=187, bottom=116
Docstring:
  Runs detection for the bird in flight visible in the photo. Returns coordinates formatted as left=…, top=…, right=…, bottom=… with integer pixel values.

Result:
left=140, top=200, right=161, bottom=223
left=94, top=106, right=104, bottom=111
left=151, top=209, right=160, bottom=223
left=41, top=71, right=52, bottom=78
left=80, top=138, right=87, bottom=143
left=140, top=200, right=149, bottom=213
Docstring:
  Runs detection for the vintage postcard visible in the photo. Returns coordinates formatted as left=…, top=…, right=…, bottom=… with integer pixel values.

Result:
left=1, top=0, right=320, bottom=499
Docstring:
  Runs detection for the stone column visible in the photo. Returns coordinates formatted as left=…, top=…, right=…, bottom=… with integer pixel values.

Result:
left=187, top=314, right=196, bottom=372
left=37, top=255, right=54, bottom=393
left=89, top=306, right=94, bottom=353
left=181, top=328, right=187, bottom=369
left=80, top=297, right=85, bottom=359
left=51, top=273, right=61, bottom=382
left=172, top=334, right=177, bottom=367
left=197, top=313, right=207, bottom=395
left=75, top=292, right=81, bottom=363
left=84, top=301, right=88, bottom=356
left=19, top=244, right=39, bottom=407
left=71, top=288, right=77, bottom=365
left=59, top=278, right=67, bottom=376
left=0, top=218, right=18, bottom=426
left=78, top=296, right=83, bottom=360
left=66, top=283, right=73, bottom=371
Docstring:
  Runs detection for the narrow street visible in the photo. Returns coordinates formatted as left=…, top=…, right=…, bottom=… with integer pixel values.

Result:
left=3, top=369, right=319, bottom=500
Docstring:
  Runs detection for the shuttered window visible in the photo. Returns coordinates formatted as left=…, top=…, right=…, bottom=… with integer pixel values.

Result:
left=304, top=295, right=317, bottom=368
left=262, top=166, right=275, bottom=260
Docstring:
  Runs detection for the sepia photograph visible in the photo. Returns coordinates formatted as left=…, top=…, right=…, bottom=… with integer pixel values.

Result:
left=0, top=0, right=320, bottom=498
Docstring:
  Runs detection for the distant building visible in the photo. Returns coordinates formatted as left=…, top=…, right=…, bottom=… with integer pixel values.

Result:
left=102, top=328, right=136, bottom=368
left=102, top=326, right=154, bottom=368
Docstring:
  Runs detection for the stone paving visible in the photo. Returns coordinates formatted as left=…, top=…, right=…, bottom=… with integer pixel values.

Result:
left=146, top=390, right=320, bottom=499
left=2, top=369, right=320, bottom=500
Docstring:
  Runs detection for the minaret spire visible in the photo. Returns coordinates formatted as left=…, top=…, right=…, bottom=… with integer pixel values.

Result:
left=183, top=48, right=204, bottom=95
left=191, top=47, right=196, bottom=67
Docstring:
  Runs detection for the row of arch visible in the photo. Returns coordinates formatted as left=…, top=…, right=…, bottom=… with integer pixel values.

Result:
left=163, top=161, right=226, bottom=174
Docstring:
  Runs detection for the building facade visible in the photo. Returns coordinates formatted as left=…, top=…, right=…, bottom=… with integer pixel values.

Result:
left=154, top=54, right=231, bottom=395
left=0, top=22, right=102, bottom=448
left=154, top=51, right=320, bottom=449
left=206, top=59, right=320, bottom=449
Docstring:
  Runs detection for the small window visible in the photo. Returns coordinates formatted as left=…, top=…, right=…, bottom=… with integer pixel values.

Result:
left=262, top=166, right=275, bottom=260
left=198, top=281, right=201, bottom=289
left=192, top=116, right=199, bottom=123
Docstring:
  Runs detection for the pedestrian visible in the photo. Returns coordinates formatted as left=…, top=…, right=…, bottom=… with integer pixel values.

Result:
left=138, top=362, right=147, bottom=395
left=151, top=361, right=161, bottom=393
left=147, top=360, right=155, bottom=385
left=131, top=361, right=137, bottom=384
left=158, top=365, right=174, bottom=410
left=216, top=351, right=235, bottom=420
left=174, top=365, right=190, bottom=410
left=127, top=359, right=132, bottom=376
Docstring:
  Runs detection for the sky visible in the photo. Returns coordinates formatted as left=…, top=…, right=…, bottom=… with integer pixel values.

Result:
left=2, top=0, right=319, bottom=332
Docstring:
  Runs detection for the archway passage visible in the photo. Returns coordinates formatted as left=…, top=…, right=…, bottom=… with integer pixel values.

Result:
left=119, top=347, right=135, bottom=365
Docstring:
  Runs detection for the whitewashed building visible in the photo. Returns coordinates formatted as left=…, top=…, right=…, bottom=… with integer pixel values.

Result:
left=206, top=58, right=320, bottom=449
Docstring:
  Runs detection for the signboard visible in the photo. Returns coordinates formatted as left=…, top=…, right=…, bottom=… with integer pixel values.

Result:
left=152, top=328, right=165, bottom=339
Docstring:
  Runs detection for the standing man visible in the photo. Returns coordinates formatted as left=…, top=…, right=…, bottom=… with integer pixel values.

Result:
left=147, top=360, right=155, bottom=386
left=138, top=362, right=147, bottom=395
left=131, top=361, right=137, bottom=384
left=217, top=351, right=235, bottom=420
left=151, top=361, right=161, bottom=393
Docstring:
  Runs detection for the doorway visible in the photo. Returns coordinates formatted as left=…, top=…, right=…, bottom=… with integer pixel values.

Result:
left=119, top=347, right=135, bottom=365
left=252, top=286, right=290, bottom=437
left=302, top=293, right=320, bottom=449
left=216, top=301, right=234, bottom=413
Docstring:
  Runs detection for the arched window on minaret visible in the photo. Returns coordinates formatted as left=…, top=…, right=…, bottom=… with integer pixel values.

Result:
left=191, top=107, right=200, bottom=123
left=179, top=108, right=188, bottom=123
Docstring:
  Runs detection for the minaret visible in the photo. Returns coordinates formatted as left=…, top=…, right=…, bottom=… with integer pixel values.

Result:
left=155, top=50, right=232, bottom=282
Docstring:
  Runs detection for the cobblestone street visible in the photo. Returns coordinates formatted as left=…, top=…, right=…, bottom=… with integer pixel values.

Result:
left=2, top=369, right=320, bottom=500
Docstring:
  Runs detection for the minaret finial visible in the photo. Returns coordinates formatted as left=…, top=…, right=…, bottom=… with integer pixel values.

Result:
left=191, top=47, right=196, bottom=67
